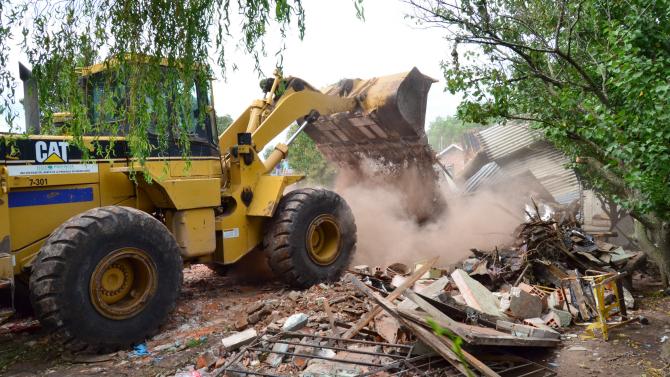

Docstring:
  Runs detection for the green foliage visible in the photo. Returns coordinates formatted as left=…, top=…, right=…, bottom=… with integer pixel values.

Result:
left=263, top=144, right=275, bottom=159
left=426, top=115, right=479, bottom=151
left=408, top=0, right=670, bottom=226
left=427, top=319, right=473, bottom=377
left=216, top=114, right=233, bottom=134
left=0, top=0, right=306, bottom=165
left=353, top=0, right=366, bottom=21
left=286, top=123, right=336, bottom=185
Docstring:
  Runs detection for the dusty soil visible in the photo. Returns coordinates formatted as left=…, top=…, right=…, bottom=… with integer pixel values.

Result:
left=0, top=266, right=668, bottom=377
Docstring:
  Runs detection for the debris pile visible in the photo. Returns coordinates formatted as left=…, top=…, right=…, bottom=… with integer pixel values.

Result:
left=466, top=201, right=640, bottom=290
left=167, top=260, right=557, bottom=376
left=166, top=200, right=645, bottom=376
left=458, top=200, right=642, bottom=333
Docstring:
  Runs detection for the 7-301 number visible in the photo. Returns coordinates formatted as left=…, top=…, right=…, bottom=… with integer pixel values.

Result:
left=28, top=178, right=48, bottom=186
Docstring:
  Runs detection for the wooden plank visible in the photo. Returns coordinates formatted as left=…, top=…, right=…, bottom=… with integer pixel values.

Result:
left=401, top=318, right=474, bottom=376
left=342, top=257, right=439, bottom=339
left=404, top=289, right=461, bottom=329
left=399, top=310, right=559, bottom=347
left=322, top=299, right=339, bottom=337
left=398, top=312, right=502, bottom=376
left=566, top=270, right=591, bottom=320
left=349, top=276, right=500, bottom=377
left=348, top=276, right=472, bottom=376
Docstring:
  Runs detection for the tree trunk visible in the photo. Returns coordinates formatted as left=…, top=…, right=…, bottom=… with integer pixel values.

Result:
left=634, top=220, right=670, bottom=287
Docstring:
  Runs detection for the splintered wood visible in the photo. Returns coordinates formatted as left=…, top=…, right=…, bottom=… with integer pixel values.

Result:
left=341, top=256, right=438, bottom=339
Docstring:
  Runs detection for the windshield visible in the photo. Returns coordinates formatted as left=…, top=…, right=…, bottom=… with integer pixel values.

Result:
left=88, top=73, right=126, bottom=128
left=175, top=79, right=211, bottom=142
left=85, top=69, right=215, bottom=144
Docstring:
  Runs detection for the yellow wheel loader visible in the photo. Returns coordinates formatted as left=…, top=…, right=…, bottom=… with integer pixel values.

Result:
left=0, top=59, right=435, bottom=349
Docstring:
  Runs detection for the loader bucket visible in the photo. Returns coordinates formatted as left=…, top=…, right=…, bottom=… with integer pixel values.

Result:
left=306, top=67, right=437, bottom=170
left=306, top=68, right=446, bottom=222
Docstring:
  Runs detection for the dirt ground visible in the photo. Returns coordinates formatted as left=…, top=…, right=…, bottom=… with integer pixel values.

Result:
left=1, top=265, right=669, bottom=377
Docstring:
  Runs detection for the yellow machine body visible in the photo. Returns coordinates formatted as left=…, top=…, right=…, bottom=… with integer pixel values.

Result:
left=0, top=63, right=434, bottom=282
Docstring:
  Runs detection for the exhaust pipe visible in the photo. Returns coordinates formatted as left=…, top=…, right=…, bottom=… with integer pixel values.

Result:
left=18, top=62, right=40, bottom=134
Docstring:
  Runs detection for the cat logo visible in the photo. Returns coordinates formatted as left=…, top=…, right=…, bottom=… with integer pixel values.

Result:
left=35, top=141, right=69, bottom=163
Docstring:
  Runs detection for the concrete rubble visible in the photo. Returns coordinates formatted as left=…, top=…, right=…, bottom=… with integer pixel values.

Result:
left=162, top=200, right=649, bottom=377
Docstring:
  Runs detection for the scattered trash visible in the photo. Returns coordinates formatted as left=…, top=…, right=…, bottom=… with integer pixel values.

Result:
left=131, top=343, right=150, bottom=357
left=186, top=336, right=207, bottom=348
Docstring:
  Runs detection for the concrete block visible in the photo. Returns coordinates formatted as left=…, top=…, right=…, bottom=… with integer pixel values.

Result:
left=517, top=282, right=549, bottom=310
left=265, top=342, right=289, bottom=367
left=522, top=318, right=561, bottom=336
left=450, top=269, right=501, bottom=317
left=543, top=308, right=572, bottom=327
left=283, top=313, right=309, bottom=331
left=547, top=289, right=566, bottom=309
left=221, top=328, right=257, bottom=351
left=352, top=265, right=370, bottom=274
left=509, top=286, right=542, bottom=319
left=397, top=276, right=449, bottom=310
left=301, top=360, right=362, bottom=377
left=497, top=320, right=560, bottom=339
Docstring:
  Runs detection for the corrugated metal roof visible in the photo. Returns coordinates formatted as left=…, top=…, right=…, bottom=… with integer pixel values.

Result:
left=478, top=121, right=543, bottom=161
left=501, top=143, right=580, bottom=205
left=461, top=130, right=482, bottom=154
left=464, top=161, right=502, bottom=193
left=465, top=122, right=582, bottom=205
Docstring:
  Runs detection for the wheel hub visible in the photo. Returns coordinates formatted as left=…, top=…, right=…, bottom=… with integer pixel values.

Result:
left=90, top=248, right=157, bottom=320
left=306, top=214, right=341, bottom=265
left=100, top=261, right=134, bottom=303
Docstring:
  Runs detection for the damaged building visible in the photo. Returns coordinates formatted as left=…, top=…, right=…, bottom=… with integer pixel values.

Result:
left=456, top=121, right=624, bottom=235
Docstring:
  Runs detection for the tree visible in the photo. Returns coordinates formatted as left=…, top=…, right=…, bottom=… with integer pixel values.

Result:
left=426, top=115, right=480, bottom=151
left=407, top=0, right=670, bottom=283
left=0, top=0, right=307, bottom=163
left=216, top=114, right=233, bottom=134
left=286, top=123, right=336, bottom=186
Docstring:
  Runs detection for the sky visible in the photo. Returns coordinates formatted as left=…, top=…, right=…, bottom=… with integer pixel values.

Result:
left=1, top=0, right=461, bottom=133
left=213, top=0, right=460, bottom=123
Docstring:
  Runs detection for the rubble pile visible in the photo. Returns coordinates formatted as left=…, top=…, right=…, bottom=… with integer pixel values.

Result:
left=466, top=201, right=641, bottom=291
left=164, top=201, right=646, bottom=377
left=169, top=265, right=559, bottom=376
left=458, top=201, right=643, bottom=329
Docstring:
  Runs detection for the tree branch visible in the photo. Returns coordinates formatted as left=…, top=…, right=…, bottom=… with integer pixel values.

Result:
left=554, top=49, right=610, bottom=106
left=579, top=156, right=658, bottom=231
left=554, top=0, right=567, bottom=50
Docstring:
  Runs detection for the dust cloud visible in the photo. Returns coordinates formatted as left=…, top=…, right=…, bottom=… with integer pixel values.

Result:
left=333, top=162, right=529, bottom=268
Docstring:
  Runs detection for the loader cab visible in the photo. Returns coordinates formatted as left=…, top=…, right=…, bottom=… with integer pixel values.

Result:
left=81, top=63, right=220, bottom=157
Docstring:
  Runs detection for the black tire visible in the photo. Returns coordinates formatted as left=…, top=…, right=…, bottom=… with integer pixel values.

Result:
left=29, top=206, right=183, bottom=350
left=264, top=188, right=356, bottom=288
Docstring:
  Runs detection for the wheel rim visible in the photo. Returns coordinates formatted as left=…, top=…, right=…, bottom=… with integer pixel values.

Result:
left=306, top=214, right=341, bottom=265
left=89, top=248, right=157, bottom=320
